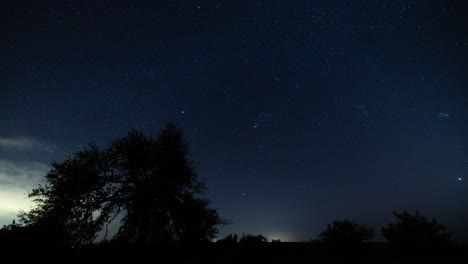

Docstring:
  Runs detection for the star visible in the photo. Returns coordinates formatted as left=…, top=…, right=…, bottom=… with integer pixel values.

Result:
left=438, top=112, right=449, bottom=118
left=2, top=0, right=466, bottom=244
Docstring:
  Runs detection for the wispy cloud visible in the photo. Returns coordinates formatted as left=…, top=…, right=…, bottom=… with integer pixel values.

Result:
left=0, top=159, right=49, bottom=225
left=0, top=159, right=49, bottom=188
left=0, top=137, right=52, bottom=152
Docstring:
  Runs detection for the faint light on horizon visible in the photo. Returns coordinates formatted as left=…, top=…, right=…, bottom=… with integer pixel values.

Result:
left=0, top=188, right=34, bottom=224
left=265, top=231, right=295, bottom=242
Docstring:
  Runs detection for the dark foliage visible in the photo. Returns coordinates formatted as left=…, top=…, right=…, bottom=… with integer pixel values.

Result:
left=239, top=234, right=268, bottom=244
left=0, top=219, right=69, bottom=250
left=216, top=233, right=238, bottom=245
left=216, top=233, right=269, bottom=246
left=382, top=211, right=453, bottom=250
left=16, top=123, right=226, bottom=247
left=318, top=220, right=375, bottom=247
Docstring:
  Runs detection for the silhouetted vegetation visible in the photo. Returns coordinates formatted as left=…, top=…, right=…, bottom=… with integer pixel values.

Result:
left=0, top=219, right=70, bottom=250
left=216, top=233, right=269, bottom=245
left=216, top=233, right=238, bottom=245
left=239, top=233, right=268, bottom=244
left=382, top=211, right=453, bottom=250
left=6, top=123, right=226, bottom=248
left=318, top=219, right=375, bottom=248
left=0, top=125, right=466, bottom=262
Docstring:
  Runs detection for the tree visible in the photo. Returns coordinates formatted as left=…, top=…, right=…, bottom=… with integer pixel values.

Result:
left=382, top=211, right=452, bottom=249
left=0, top=219, right=68, bottom=250
left=239, top=234, right=268, bottom=244
left=216, top=233, right=238, bottom=245
left=20, top=123, right=226, bottom=247
left=0, top=220, right=25, bottom=247
left=318, top=220, right=375, bottom=246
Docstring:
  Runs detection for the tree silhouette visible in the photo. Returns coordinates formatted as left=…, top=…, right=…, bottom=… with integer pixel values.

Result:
left=0, top=218, right=70, bottom=250
left=382, top=211, right=452, bottom=249
left=19, top=123, right=226, bottom=247
left=318, top=220, right=375, bottom=247
left=216, top=233, right=238, bottom=245
left=239, top=234, right=268, bottom=244
left=0, top=220, right=26, bottom=247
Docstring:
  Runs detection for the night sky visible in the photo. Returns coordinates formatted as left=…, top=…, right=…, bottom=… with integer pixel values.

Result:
left=1, top=1, right=467, bottom=242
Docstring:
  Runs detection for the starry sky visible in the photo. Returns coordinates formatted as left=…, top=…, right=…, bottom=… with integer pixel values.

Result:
left=1, top=0, right=467, bottom=242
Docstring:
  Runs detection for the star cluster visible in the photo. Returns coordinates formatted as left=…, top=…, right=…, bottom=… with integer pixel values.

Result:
left=1, top=0, right=467, bottom=242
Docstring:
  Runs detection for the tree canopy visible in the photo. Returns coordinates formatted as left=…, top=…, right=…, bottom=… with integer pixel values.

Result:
left=318, top=220, right=375, bottom=246
left=19, top=123, right=226, bottom=247
left=239, top=234, right=268, bottom=244
left=382, top=211, right=452, bottom=249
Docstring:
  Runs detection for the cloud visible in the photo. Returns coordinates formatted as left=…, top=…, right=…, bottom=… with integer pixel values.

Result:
left=0, top=159, right=49, bottom=188
left=0, top=159, right=49, bottom=226
left=0, top=137, right=52, bottom=152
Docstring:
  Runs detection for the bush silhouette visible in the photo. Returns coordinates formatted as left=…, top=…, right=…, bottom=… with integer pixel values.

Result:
left=239, top=234, right=268, bottom=244
left=216, top=233, right=238, bottom=245
left=382, top=211, right=452, bottom=250
left=17, top=123, right=226, bottom=247
left=0, top=219, right=69, bottom=250
left=318, top=220, right=374, bottom=247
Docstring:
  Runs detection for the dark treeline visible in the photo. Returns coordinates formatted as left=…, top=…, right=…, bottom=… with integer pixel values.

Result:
left=0, top=124, right=466, bottom=262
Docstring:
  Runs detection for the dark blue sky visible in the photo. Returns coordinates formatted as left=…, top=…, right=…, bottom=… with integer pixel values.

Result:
left=1, top=0, right=466, bottom=242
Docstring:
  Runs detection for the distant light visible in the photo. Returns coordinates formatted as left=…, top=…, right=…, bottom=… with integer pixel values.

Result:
left=181, top=110, right=185, bottom=114
left=265, top=232, right=294, bottom=242
left=457, top=177, right=463, bottom=182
